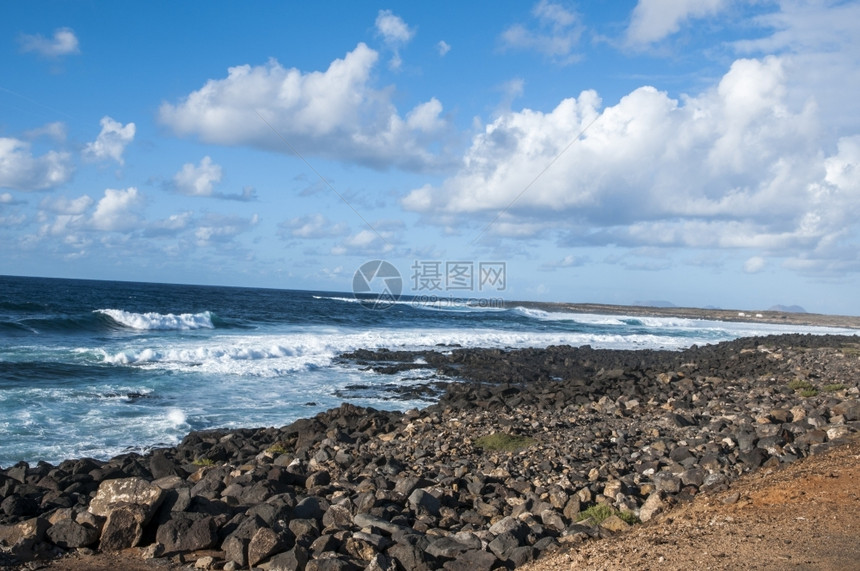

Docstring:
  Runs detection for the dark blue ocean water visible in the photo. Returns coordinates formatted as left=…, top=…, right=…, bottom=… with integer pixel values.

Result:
left=0, top=275, right=853, bottom=467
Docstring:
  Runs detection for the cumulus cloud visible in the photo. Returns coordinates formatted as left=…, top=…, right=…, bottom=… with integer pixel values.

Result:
left=31, top=189, right=146, bottom=239
left=90, top=188, right=142, bottom=231
left=280, top=214, right=349, bottom=239
left=159, top=44, right=451, bottom=171
left=403, top=55, right=860, bottom=273
left=0, top=137, right=73, bottom=191
left=732, top=1, right=860, bottom=136
left=330, top=221, right=402, bottom=256
left=171, top=157, right=257, bottom=201
left=500, top=0, right=584, bottom=63
left=173, top=156, right=222, bottom=196
left=437, top=41, right=451, bottom=56
left=19, top=27, right=80, bottom=57
left=625, top=0, right=726, bottom=47
left=83, top=116, right=135, bottom=165
left=331, top=230, right=393, bottom=256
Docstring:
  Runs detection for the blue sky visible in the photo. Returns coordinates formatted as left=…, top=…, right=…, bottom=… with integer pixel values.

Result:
left=2, top=1, right=860, bottom=314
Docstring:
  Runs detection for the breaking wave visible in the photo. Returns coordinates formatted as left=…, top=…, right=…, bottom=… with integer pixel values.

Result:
left=95, top=309, right=216, bottom=331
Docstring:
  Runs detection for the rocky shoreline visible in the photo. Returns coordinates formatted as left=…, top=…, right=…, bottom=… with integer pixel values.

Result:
left=2, top=334, right=860, bottom=570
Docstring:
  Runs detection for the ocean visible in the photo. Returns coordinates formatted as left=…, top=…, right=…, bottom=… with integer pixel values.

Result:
left=0, top=274, right=855, bottom=468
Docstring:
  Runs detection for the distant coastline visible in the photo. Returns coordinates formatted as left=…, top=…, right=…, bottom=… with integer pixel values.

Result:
left=511, top=300, right=860, bottom=330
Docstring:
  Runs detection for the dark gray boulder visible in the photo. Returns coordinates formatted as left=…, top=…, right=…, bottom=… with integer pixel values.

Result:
left=46, top=519, right=99, bottom=549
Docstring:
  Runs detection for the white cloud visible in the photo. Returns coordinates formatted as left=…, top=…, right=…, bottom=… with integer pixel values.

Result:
left=403, top=55, right=860, bottom=273
left=234, top=187, right=257, bottom=202
left=330, top=221, right=402, bottom=256
left=145, top=212, right=193, bottom=237
left=173, top=156, right=222, bottom=196
left=19, top=27, right=80, bottom=57
left=375, top=10, right=415, bottom=45
left=0, top=213, right=26, bottom=228
left=24, top=122, right=67, bottom=142
left=331, top=230, right=393, bottom=256
left=0, top=137, right=73, bottom=191
left=33, top=194, right=93, bottom=238
left=406, top=98, right=446, bottom=133
left=40, top=195, right=93, bottom=215
left=83, top=116, right=135, bottom=165
left=625, top=0, right=726, bottom=47
left=541, top=254, right=587, bottom=270
left=159, top=44, right=451, bottom=171
left=734, top=1, right=860, bottom=55
left=732, top=1, right=860, bottom=136
left=500, top=1, right=584, bottom=63
left=375, top=10, right=415, bottom=70
left=1, top=192, right=15, bottom=204
left=437, top=41, right=451, bottom=56
left=744, top=256, right=766, bottom=273
left=281, top=214, right=349, bottom=239
left=496, top=79, right=526, bottom=115
left=319, top=266, right=345, bottom=281
left=91, top=188, right=142, bottom=231
left=194, top=213, right=259, bottom=246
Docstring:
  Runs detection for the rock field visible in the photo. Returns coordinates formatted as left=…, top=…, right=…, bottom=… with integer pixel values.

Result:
left=2, top=333, right=859, bottom=570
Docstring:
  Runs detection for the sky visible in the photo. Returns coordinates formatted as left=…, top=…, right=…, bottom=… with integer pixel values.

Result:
left=2, top=1, right=860, bottom=314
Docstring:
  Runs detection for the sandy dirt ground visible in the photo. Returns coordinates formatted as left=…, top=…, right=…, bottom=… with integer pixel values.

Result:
left=523, top=434, right=860, bottom=571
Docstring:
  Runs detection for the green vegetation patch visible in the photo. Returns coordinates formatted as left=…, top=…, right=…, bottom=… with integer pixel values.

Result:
left=266, top=443, right=289, bottom=455
left=822, top=383, right=846, bottom=392
left=800, top=388, right=818, bottom=398
left=192, top=457, right=216, bottom=467
left=788, top=379, right=814, bottom=392
left=576, top=504, right=639, bottom=525
left=473, top=432, right=536, bottom=452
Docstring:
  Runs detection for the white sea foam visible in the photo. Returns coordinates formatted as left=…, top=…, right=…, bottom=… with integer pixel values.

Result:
left=315, top=294, right=506, bottom=312
left=313, top=295, right=359, bottom=303
left=98, top=327, right=711, bottom=378
left=512, top=307, right=628, bottom=325
left=98, top=318, right=860, bottom=377
left=623, top=316, right=703, bottom=328
left=167, top=408, right=187, bottom=427
left=509, top=307, right=827, bottom=332
left=96, top=309, right=215, bottom=330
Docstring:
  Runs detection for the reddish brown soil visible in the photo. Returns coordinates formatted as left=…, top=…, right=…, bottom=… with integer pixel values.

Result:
left=524, top=434, right=860, bottom=571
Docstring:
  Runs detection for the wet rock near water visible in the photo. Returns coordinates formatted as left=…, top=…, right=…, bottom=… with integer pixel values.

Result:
left=1, top=333, right=859, bottom=569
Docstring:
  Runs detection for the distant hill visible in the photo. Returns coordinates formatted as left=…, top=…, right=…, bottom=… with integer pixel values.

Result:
left=632, top=300, right=677, bottom=308
left=768, top=304, right=807, bottom=313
